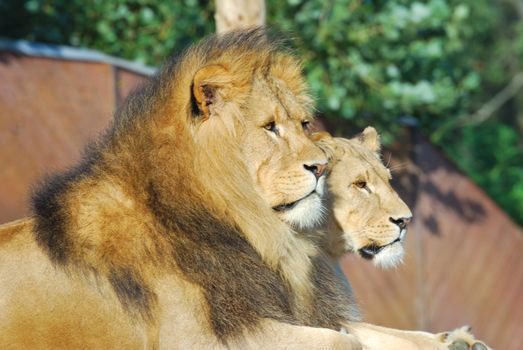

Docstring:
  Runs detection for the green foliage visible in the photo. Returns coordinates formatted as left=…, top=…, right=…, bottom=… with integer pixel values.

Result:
left=268, top=0, right=483, bottom=141
left=440, top=122, right=523, bottom=226
left=439, top=0, right=523, bottom=226
left=0, top=0, right=215, bottom=65
left=0, top=0, right=521, bottom=226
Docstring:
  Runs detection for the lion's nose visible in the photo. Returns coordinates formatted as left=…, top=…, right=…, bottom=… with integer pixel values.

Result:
left=389, top=216, right=412, bottom=230
left=304, top=163, right=327, bottom=179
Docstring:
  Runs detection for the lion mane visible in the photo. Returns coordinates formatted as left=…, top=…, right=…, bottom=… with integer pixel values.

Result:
left=0, top=29, right=358, bottom=348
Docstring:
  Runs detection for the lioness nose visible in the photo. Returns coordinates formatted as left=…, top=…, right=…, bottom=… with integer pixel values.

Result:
left=389, top=216, right=412, bottom=230
left=304, top=163, right=327, bottom=179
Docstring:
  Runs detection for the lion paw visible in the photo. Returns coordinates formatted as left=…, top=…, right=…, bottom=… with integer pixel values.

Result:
left=438, top=326, right=492, bottom=350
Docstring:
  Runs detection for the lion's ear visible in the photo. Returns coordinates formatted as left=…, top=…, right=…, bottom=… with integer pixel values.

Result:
left=192, top=64, right=231, bottom=119
left=358, top=126, right=381, bottom=152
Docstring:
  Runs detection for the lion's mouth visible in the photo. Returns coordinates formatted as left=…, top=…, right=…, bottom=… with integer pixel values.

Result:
left=359, top=235, right=402, bottom=260
left=272, top=191, right=316, bottom=212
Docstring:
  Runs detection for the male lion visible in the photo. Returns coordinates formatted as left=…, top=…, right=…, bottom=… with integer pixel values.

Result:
left=0, top=29, right=362, bottom=349
left=308, top=129, right=491, bottom=350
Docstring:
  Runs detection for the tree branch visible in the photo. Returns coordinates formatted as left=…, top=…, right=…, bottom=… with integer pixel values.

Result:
left=215, top=0, right=265, bottom=33
left=458, top=71, right=523, bottom=126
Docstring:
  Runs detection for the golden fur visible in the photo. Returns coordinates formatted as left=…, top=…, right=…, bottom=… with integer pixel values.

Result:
left=315, top=128, right=412, bottom=268
left=310, top=129, right=491, bottom=350
left=0, top=29, right=362, bottom=349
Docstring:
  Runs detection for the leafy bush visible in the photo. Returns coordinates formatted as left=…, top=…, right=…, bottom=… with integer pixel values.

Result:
left=440, top=122, right=523, bottom=225
left=268, top=0, right=483, bottom=141
left=0, top=0, right=215, bottom=64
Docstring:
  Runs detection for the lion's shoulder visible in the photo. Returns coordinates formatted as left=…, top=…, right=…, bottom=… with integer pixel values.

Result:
left=0, top=217, right=35, bottom=248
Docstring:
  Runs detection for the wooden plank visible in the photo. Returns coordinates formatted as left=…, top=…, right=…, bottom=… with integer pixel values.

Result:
left=114, top=68, right=148, bottom=108
left=0, top=53, right=114, bottom=223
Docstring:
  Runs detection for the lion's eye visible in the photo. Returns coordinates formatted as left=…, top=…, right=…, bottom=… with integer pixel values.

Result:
left=263, top=121, right=278, bottom=134
left=301, top=120, right=311, bottom=131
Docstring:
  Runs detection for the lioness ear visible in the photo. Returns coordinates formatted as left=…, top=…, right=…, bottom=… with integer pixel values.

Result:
left=192, top=64, right=231, bottom=120
left=310, top=131, right=332, bottom=142
left=358, top=126, right=381, bottom=152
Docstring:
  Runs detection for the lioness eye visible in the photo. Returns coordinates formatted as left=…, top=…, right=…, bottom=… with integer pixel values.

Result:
left=263, top=121, right=278, bottom=134
left=354, top=181, right=372, bottom=193
left=355, top=181, right=367, bottom=189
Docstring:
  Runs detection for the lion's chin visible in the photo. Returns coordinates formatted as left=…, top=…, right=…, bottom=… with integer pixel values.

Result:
left=277, top=192, right=325, bottom=230
left=361, top=243, right=404, bottom=269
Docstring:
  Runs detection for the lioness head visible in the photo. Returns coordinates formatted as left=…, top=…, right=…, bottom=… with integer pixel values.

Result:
left=315, top=128, right=412, bottom=268
left=191, top=39, right=327, bottom=230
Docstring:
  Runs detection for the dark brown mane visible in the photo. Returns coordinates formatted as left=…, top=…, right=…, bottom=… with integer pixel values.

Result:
left=30, top=29, right=301, bottom=342
left=30, top=28, right=358, bottom=343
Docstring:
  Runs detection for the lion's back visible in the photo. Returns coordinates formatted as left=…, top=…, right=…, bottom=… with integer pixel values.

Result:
left=0, top=218, right=146, bottom=350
